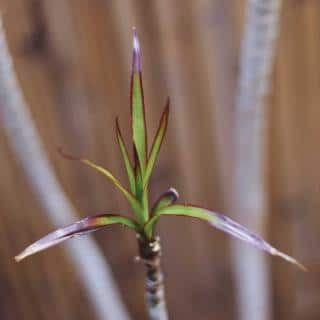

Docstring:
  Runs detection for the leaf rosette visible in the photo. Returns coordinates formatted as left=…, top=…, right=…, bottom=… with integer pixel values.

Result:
left=15, top=30, right=306, bottom=272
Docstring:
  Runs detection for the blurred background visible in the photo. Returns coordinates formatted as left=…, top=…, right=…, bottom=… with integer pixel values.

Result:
left=0, top=0, right=319, bottom=319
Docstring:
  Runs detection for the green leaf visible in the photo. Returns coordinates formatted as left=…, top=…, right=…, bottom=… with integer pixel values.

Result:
left=134, top=163, right=143, bottom=199
left=145, top=204, right=306, bottom=271
left=58, top=148, right=143, bottom=220
left=15, top=214, right=138, bottom=261
left=151, top=187, right=179, bottom=214
left=131, top=30, right=147, bottom=174
left=81, top=159, right=144, bottom=221
left=134, top=162, right=148, bottom=223
left=116, top=118, right=136, bottom=195
left=142, top=100, right=169, bottom=189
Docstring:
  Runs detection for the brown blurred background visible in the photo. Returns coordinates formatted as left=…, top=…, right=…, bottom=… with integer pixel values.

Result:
left=0, top=0, right=319, bottom=319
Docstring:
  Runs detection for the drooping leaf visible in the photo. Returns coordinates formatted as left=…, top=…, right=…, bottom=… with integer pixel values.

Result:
left=58, top=148, right=142, bottom=218
left=131, top=29, right=147, bottom=174
left=145, top=204, right=306, bottom=271
left=151, top=187, right=179, bottom=214
left=116, top=118, right=136, bottom=194
left=142, top=100, right=169, bottom=189
left=15, top=214, right=138, bottom=262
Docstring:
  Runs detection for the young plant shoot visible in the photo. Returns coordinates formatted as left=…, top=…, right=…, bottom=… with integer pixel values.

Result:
left=16, top=29, right=306, bottom=320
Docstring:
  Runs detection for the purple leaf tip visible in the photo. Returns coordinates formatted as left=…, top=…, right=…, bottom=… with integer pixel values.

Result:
left=132, top=28, right=141, bottom=73
left=168, top=187, right=179, bottom=202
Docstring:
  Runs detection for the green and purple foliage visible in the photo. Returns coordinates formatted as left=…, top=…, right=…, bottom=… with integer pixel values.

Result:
left=15, top=30, right=305, bottom=272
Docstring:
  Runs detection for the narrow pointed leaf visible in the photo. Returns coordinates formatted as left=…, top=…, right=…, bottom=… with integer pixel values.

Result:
left=143, top=100, right=169, bottom=188
left=58, top=148, right=143, bottom=218
left=145, top=204, right=306, bottom=271
left=81, top=159, right=145, bottom=220
left=134, top=162, right=148, bottom=223
left=131, top=29, right=147, bottom=174
left=116, top=118, right=136, bottom=194
left=134, top=159, right=143, bottom=200
left=15, top=214, right=138, bottom=262
left=151, top=187, right=179, bottom=214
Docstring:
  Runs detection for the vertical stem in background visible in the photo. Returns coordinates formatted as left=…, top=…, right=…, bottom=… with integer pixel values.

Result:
left=138, top=237, right=168, bottom=320
left=0, top=17, right=130, bottom=320
left=232, top=1, right=283, bottom=320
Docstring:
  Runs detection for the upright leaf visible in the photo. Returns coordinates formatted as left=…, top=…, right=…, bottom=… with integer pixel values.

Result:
left=15, top=214, right=138, bottom=261
left=145, top=204, right=306, bottom=270
left=134, top=161, right=149, bottom=223
left=131, top=29, right=147, bottom=174
left=143, top=100, right=169, bottom=188
left=116, top=118, right=136, bottom=194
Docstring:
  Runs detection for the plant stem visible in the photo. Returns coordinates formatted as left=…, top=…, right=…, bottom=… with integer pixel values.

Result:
left=138, top=237, right=168, bottom=320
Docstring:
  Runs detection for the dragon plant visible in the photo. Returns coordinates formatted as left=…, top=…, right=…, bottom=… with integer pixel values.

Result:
left=16, top=30, right=305, bottom=320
